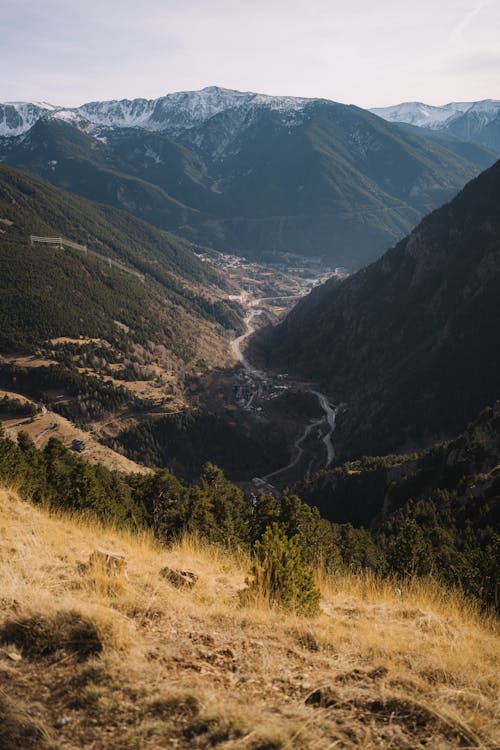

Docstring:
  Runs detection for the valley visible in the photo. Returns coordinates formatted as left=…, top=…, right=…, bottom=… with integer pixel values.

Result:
left=1, top=6, right=500, bottom=748
left=174, top=249, right=345, bottom=488
left=0, top=199, right=341, bottom=484
left=229, top=290, right=339, bottom=491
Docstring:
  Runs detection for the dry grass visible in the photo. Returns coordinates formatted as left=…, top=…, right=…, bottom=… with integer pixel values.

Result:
left=0, top=486, right=498, bottom=749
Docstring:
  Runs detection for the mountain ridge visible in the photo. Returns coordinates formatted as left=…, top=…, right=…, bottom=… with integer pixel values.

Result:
left=3, top=88, right=499, bottom=140
left=0, top=86, right=316, bottom=138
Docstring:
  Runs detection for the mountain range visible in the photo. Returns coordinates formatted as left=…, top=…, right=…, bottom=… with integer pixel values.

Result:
left=371, top=99, right=500, bottom=151
left=1, top=87, right=497, bottom=269
left=254, top=157, right=500, bottom=459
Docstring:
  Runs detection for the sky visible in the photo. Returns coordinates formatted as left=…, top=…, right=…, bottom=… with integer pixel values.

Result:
left=2, top=0, right=499, bottom=107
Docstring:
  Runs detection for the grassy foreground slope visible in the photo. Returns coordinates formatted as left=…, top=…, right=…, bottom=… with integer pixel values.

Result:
left=0, top=487, right=498, bottom=750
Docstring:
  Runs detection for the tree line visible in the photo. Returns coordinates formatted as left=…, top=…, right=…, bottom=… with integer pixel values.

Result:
left=0, top=424, right=497, bottom=610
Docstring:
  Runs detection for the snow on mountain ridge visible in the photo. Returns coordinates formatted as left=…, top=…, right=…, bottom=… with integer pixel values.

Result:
left=4, top=101, right=59, bottom=110
left=0, top=86, right=314, bottom=138
left=370, top=99, right=500, bottom=130
left=0, top=102, right=58, bottom=137
left=370, top=102, right=461, bottom=127
left=78, top=86, right=312, bottom=133
left=2, top=89, right=498, bottom=144
left=78, top=98, right=157, bottom=129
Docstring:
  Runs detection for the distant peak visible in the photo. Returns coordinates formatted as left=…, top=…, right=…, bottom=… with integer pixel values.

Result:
left=370, top=98, right=500, bottom=131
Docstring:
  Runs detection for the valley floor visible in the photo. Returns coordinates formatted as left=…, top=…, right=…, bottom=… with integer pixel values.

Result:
left=1, top=488, right=498, bottom=750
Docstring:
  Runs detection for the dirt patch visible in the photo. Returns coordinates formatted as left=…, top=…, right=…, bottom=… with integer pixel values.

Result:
left=358, top=696, right=482, bottom=747
left=305, top=690, right=484, bottom=748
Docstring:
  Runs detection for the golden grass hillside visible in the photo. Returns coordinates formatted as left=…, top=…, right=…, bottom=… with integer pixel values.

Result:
left=0, top=487, right=498, bottom=750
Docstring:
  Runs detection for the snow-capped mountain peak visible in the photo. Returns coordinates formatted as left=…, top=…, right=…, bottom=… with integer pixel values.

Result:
left=77, top=86, right=311, bottom=134
left=370, top=99, right=500, bottom=130
left=370, top=101, right=459, bottom=128
left=0, top=101, right=58, bottom=137
left=369, top=98, right=500, bottom=150
left=0, top=86, right=314, bottom=139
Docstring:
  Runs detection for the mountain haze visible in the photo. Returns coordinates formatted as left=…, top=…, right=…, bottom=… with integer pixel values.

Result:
left=1, top=87, right=496, bottom=268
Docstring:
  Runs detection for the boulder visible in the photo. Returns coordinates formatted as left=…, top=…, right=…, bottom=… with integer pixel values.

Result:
left=159, top=567, right=198, bottom=589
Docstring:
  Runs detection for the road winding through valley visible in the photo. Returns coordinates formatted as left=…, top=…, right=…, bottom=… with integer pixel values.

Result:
left=230, top=308, right=265, bottom=379
left=231, top=295, right=338, bottom=481
left=311, top=390, right=337, bottom=467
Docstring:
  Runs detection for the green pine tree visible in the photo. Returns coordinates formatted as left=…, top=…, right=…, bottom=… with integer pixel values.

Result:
left=241, top=523, right=321, bottom=616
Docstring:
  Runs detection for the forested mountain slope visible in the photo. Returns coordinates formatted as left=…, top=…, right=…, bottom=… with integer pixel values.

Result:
left=295, top=400, right=500, bottom=527
left=255, top=159, right=500, bottom=458
left=0, top=163, right=238, bottom=356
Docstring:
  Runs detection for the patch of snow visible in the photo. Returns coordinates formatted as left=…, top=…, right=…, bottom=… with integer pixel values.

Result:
left=144, top=147, right=163, bottom=164
left=52, top=109, right=80, bottom=123
left=348, top=125, right=383, bottom=157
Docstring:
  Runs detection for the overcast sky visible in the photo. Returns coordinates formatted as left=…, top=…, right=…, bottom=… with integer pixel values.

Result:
left=2, top=0, right=499, bottom=107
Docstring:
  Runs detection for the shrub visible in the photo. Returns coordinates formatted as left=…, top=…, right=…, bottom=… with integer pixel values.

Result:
left=241, top=523, right=321, bottom=616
